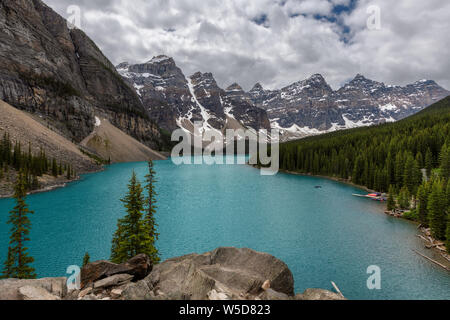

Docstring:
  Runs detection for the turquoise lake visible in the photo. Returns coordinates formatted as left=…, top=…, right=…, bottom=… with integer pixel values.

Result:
left=0, top=158, right=449, bottom=300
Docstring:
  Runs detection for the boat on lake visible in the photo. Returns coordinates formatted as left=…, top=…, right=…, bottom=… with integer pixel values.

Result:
left=352, top=192, right=387, bottom=202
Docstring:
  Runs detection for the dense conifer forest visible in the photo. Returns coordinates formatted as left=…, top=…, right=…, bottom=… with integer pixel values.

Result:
left=277, top=96, right=450, bottom=251
left=0, top=133, right=74, bottom=192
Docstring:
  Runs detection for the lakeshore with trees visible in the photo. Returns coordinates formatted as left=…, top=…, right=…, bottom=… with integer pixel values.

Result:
left=1, top=160, right=160, bottom=279
left=0, top=132, right=75, bottom=193
left=276, top=96, right=450, bottom=254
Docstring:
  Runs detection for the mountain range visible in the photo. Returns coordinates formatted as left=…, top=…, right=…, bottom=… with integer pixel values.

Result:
left=0, top=0, right=448, bottom=153
left=117, top=57, right=449, bottom=141
left=116, top=57, right=271, bottom=138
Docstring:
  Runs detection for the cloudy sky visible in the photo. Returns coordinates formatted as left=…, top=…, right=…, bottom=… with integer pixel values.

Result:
left=44, top=0, right=450, bottom=91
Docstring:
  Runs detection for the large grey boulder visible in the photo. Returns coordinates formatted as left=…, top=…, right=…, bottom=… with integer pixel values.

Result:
left=296, top=288, right=346, bottom=301
left=0, top=248, right=347, bottom=301
left=19, top=286, right=61, bottom=300
left=127, top=247, right=295, bottom=300
left=121, top=281, right=155, bottom=300
left=0, top=278, right=67, bottom=300
left=259, top=288, right=291, bottom=300
left=93, top=274, right=133, bottom=289
left=81, top=254, right=152, bottom=289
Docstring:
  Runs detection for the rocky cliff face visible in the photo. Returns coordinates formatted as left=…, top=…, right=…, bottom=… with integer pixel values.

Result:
left=0, top=0, right=163, bottom=149
left=248, top=73, right=449, bottom=139
left=117, top=57, right=272, bottom=136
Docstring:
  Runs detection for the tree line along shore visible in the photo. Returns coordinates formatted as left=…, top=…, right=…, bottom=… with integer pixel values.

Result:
left=272, top=96, right=450, bottom=255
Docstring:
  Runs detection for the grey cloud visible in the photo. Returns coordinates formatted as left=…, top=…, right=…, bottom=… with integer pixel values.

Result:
left=43, top=0, right=450, bottom=91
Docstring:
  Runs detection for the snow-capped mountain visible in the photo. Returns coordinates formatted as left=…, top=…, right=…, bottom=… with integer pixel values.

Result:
left=117, top=56, right=271, bottom=138
left=117, top=56, right=449, bottom=142
left=248, top=74, right=449, bottom=139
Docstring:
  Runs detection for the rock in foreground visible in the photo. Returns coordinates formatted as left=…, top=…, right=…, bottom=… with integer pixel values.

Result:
left=0, top=248, right=346, bottom=300
left=0, top=278, right=67, bottom=300
left=123, top=247, right=295, bottom=300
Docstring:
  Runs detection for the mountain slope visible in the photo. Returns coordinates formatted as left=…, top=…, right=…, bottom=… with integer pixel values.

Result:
left=0, top=99, right=100, bottom=196
left=0, top=0, right=164, bottom=149
left=80, top=117, right=166, bottom=163
left=0, top=100, right=97, bottom=173
left=249, top=74, right=449, bottom=139
left=277, top=96, right=450, bottom=193
left=116, top=57, right=271, bottom=137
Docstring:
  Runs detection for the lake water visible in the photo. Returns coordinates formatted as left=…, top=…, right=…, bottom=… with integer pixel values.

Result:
left=0, top=158, right=449, bottom=299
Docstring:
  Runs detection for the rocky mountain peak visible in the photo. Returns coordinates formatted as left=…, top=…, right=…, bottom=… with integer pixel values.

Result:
left=119, top=55, right=187, bottom=89
left=246, top=71, right=448, bottom=140
left=306, top=73, right=327, bottom=84
left=226, top=83, right=244, bottom=92
left=116, top=59, right=270, bottom=133
left=190, top=72, right=219, bottom=90
left=116, top=62, right=130, bottom=70
left=251, top=83, right=264, bottom=91
left=347, top=74, right=381, bottom=87
left=146, top=55, right=174, bottom=65
left=129, top=55, right=179, bottom=74
left=250, top=83, right=266, bottom=96
left=411, top=79, right=439, bottom=88
left=280, top=74, right=333, bottom=101
left=353, top=73, right=366, bottom=80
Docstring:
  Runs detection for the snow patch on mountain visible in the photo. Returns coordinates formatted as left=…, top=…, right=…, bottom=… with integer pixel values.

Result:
left=95, top=116, right=101, bottom=127
left=187, top=78, right=221, bottom=136
left=379, top=103, right=398, bottom=112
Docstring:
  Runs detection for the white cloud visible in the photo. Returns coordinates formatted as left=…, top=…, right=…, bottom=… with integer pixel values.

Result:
left=284, top=0, right=333, bottom=16
left=43, top=0, right=450, bottom=91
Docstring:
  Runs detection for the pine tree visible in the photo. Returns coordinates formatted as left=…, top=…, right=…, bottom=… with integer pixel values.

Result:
left=82, top=252, right=90, bottom=267
left=110, top=171, right=154, bottom=264
left=51, top=158, right=58, bottom=177
left=398, top=186, right=410, bottom=210
left=439, top=144, right=450, bottom=180
left=425, top=148, right=433, bottom=178
left=415, top=152, right=424, bottom=168
left=446, top=180, right=450, bottom=253
left=1, top=171, right=36, bottom=279
left=403, top=154, right=415, bottom=193
left=417, top=183, right=429, bottom=226
left=446, top=219, right=450, bottom=254
left=0, top=248, right=14, bottom=279
left=412, top=159, right=422, bottom=195
left=446, top=179, right=450, bottom=209
left=66, top=165, right=72, bottom=180
left=144, top=160, right=160, bottom=264
left=427, top=179, right=446, bottom=240
left=395, top=152, right=405, bottom=187
left=387, top=185, right=396, bottom=211
left=31, top=175, right=39, bottom=190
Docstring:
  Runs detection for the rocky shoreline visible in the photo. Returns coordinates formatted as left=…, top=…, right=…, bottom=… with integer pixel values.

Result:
left=0, top=167, right=104, bottom=199
left=280, top=169, right=380, bottom=194
left=0, top=247, right=345, bottom=301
